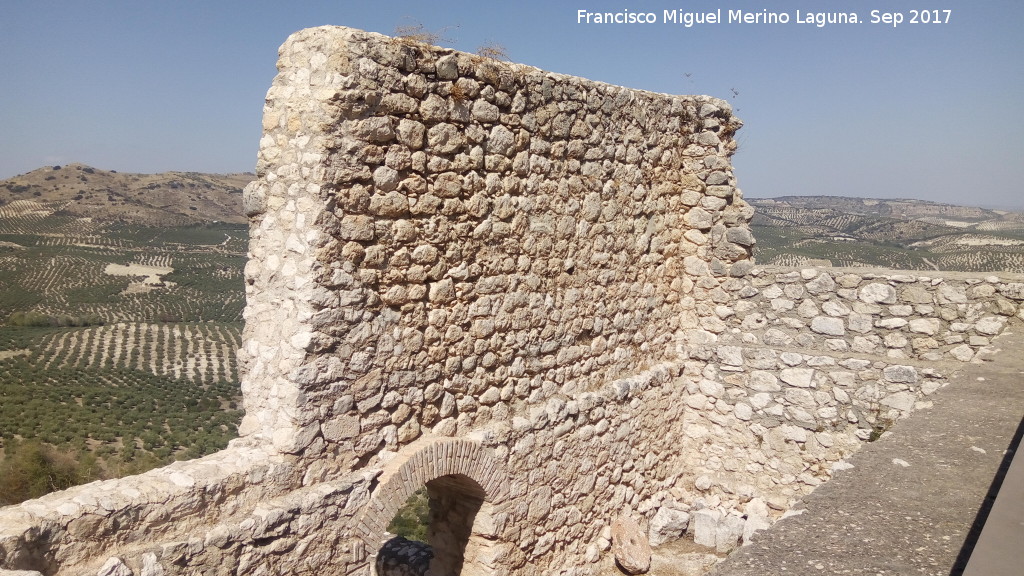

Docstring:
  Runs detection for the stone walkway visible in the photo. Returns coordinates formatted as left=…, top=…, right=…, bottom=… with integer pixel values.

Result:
left=709, top=319, right=1024, bottom=576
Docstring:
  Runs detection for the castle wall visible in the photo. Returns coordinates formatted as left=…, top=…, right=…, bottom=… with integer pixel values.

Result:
left=2, top=25, right=1023, bottom=576
left=236, top=25, right=752, bottom=459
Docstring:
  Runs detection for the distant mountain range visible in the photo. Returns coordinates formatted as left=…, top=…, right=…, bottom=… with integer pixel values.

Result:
left=748, top=196, right=1024, bottom=273
left=0, top=164, right=251, bottom=226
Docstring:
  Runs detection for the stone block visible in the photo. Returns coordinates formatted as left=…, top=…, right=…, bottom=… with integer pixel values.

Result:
left=859, top=283, right=897, bottom=304
left=649, top=507, right=691, bottom=547
left=810, top=316, right=844, bottom=336
left=780, top=368, right=814, bottom=388
left=691, top=509, right=721, bottom=548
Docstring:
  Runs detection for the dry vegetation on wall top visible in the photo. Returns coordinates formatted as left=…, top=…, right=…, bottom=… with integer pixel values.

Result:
left=751, top=196, right=1024, bottom=273
left=0, top=165, right=253, bottom=504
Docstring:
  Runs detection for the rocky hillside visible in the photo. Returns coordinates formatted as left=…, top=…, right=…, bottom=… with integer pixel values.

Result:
left=0, top=164, right=253, bottom=226
left=750, top=196, right=1024, bottom=273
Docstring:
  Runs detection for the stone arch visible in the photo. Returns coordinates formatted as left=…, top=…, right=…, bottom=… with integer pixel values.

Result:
left=356, top=437, right=510, bottom=575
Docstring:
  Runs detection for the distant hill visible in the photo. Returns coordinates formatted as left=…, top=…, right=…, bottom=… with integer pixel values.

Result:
left=0, top=164, right=253, bottom=226
left=749, top=196, right=1024, bottom=273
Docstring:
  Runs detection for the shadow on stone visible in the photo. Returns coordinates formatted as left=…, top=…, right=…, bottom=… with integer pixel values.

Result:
left=951, top=415, right=1024, bottom=575
left=375, top=536, right=433, bottom=576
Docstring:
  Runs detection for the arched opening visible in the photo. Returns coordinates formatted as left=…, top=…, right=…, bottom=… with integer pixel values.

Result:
left=376, top=473, right=495, bottom=576
left=358, top=438, right=508, bottom=576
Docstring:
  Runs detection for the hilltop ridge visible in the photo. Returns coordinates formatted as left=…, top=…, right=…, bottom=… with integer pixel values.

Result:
left=0, top=164, right=253, bottom=226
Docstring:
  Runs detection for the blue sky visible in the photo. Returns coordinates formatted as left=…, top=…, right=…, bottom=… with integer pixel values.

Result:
left=3, top=1, right=1022, bottom=208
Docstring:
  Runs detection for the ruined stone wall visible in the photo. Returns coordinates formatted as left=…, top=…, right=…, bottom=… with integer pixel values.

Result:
left=663, top=267, right=1024, bottom=552
left=233, top=24, right=753, bottom=574
left=236, top=25, right=752, bottom=460
left=3, top=24, right=1023, bottom=576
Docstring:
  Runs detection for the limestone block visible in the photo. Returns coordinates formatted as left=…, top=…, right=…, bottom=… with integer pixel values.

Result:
left=937, top=284, right=968, bottom=304
left=852, top=336, right=880, bottom=354
left=784, top=388, right=816, bottom=408
left=810, top=316, right=844, bottom=336
left=889, top=304, right=914, bottom=317
left=770, top=298, right=795, bottom=312
left=435, top=54, right=459, bottom=79
left=881, top=391, right=916, bottom=412
left=797, top=299, right=820, bottom=318
left=397, top=119, right=426, bottom=149
left=691, top=509, right=721, bottom=548
left=975, top=316, right=1006, bottom=336
left=648, top=506, right=691, bottom=547
left=847, top=313, right=874, bottom=334
left=825, top=339, right=849, bottom=351
left=733, top=402, right=753, bottom=421
left=883, top=365, right=917, bottom=383
left=859, top=283, right=897, bottom=304
left=762, top=328, right=793, bottom=347
left=780, top=368, right=814, bottom=388
left=749, top=371, right=781, bottom=392
left=683, top=256, right=710, bottom=276
left=97, top=558, right=133, bottom=576
left=877, top=318, right=908, bottom=329
left=141, top=553, right=165, bottom=576
left=949, top=344, right=975, bottom=362
left=908, top=318, right=941, bottom=335
left=884, top=333, right=909, bottom=348
left=1000, top=282, right=1024, bottom=300
left=750, top=393, right=772, bottom=409
left=900, top=285, right=934, bottom=304
left=805, top=272, right=836, bottom=294
left=243, top=181, right=268, bottom=217
left=742, top=499, right=772, bottom=544
left=716, top=514, right=746, bottom=553
left=717, top=346, right=743, bottom=366
left=783, top=283, right=806, bottom=299
left=339, top=215, right=375, bottom=241
left=779, top=352, right=803, bottom=366
left=684, top=207, right=714, bottom=231
left=486, top=125, right=516, bottom=156
left=725, top=227, right=754, bottom=247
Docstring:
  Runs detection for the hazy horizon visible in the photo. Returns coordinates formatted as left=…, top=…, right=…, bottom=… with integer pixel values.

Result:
left=4, top=1, right=1022, bottom=209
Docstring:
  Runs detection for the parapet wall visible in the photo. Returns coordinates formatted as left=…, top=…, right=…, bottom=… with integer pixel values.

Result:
left=665, top=267, right=1024, bottom=552
left=2, top=25, right=1022, bottom=576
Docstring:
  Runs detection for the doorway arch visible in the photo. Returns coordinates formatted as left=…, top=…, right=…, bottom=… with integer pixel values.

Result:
left=357, top=438, right=509, bottom=575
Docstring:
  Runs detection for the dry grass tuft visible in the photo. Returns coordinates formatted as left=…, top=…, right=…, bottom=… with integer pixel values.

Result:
left=394, top=22, right=456, bottom=47
left=476, top=42, right=510, bottom=62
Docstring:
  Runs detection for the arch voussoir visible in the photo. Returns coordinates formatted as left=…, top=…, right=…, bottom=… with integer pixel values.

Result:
left=357, top=437, right=509, bottom=553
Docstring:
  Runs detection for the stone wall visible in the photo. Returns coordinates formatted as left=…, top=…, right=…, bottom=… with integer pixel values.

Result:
left=1, top=24, right=1022, bottom=576
left=234, top=23, right=752, bottom=574
left=236, top=25, right=752, bottom=459
left=660, top=267, right=1024, bottom=552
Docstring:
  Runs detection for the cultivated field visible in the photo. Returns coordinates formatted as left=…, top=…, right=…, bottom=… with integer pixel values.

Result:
left=750, top=196, right=1024, bottom=272
left=0, top=170, right=248, bottom=495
